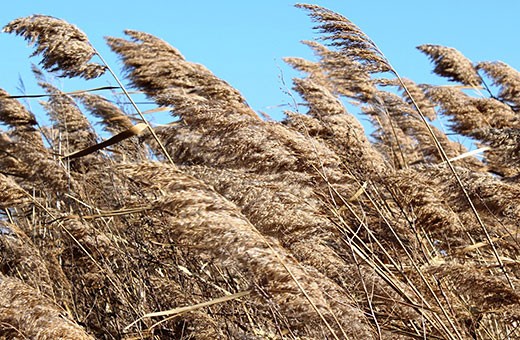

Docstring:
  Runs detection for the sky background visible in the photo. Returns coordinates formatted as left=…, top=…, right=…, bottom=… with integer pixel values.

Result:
left=0, top=0, right=519, bottom=125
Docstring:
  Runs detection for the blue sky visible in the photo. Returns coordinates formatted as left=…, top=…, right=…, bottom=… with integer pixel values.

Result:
left=0, top=1, right=519, bottom=122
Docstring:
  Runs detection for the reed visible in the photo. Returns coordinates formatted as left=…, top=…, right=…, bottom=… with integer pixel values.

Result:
left=0, top=4, right=518, bottom=339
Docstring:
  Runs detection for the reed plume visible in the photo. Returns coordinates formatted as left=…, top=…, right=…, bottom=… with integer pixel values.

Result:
left=0, top=173, right=27, bottom=208
left=417, top=44, right=482, bottom=86
left=398, top=78, right=437, bottom=120
left=295, top=3, right=390, bottom=73
left=39, top=83, right=98, bottom=153
left=285, top=40, right=377, bottom=101
left=426, top=86, right=516, bottom=139
left=119, top=161, right=374, bottom=338
left=0, top=89, right=41, bottom=144
left=0, top=274, right=93, bottom=339
left=477, top=60, right=520, bottom=110
left=484, top=127, right=520, bottom=175
left=0, top=89, right=77, bottom=193
left=3, top=15, right=106, bottom=79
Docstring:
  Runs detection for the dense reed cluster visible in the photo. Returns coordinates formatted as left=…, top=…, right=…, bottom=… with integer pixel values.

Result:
left=0, top=4, right=519, bottom=339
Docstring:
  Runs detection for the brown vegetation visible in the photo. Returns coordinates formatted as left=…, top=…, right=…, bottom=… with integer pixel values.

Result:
left=0, top=3, right=519, bottom=339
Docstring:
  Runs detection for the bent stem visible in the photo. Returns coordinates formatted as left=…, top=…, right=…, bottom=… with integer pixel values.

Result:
left=92, top=47, right=175, bottom=165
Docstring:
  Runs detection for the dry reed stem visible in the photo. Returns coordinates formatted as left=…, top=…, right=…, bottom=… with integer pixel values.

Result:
left=119, top=161, right=375, bottom=338
left=76, top=93, right=148, bottom=161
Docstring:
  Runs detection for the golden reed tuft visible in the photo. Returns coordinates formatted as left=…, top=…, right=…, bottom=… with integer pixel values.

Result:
left=3, top=15, right=106, bottom=79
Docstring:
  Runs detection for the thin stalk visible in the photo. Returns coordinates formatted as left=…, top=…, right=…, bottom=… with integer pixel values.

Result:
left=394, top=71, right=513, bottom=289
left=6, top=86, right=119, bottom=99
left=92, top=47, right=175, bottom=165
left=351, top=248, right=382, bottom=339
left=364, top=182, right=463, bottom=340
left=363, top=35, right=513, bottom=289
left=18, top=189, right=143, bottom=321
left=320, top=173, right=456, bottom=339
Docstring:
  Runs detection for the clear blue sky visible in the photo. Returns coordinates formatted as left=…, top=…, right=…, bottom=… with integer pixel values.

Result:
left=0, top=1, right=519, bottom=122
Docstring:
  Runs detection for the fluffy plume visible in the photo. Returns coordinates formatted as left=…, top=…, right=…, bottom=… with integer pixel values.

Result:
left=0, top=89, right=37, bottom=129
left=367, top=90, right=482, bottom=169
left=285, top=40, right=377, bottom=101
left=483, top=128, right=520, bottom=176
left=119, top=161, right=374, bottom=338
left=107, top=30, right=348, bottom=179
left=426, top=86, right=516, bottom=139
left=477, top=61, right=520, bottom=110
left=417, top=44, right=482, bottom=86
left=428, top=262, right=520, bottom=314
left=0, top=173, right=27, bottom=208
left=0, top=89, right=41, bottom=144
left=0, top=96, right=75, bottom=193
left=0, top=274, right=93, bottom=339
left=77, top=93, right=134, bottom=133
left=39, top=83, right=97, bottom=154
left=107, top=30, right=245, bottom=106
left=296, top=4, right=390, bottom=73
left=287, top=77, right=386, bottom=174
left=3, top=15, right=106, bottom=79
left=425, top=85, right=519, bottom=175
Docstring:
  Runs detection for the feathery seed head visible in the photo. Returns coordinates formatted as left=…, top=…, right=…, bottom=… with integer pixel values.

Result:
left=297, top=4, right=391, bottom=73
left=417, top=44, right=482, bottom=86
left=477, top=61, right=520, bottom=109
left=3, top=15, right=106, bottom=79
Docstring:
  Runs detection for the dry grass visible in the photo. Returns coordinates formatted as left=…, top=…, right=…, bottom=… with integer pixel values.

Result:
left=0, top=4, right=519, bottom=339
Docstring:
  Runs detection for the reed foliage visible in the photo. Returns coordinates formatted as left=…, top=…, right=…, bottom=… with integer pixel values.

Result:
left=0, top=4, right=519, bottom=339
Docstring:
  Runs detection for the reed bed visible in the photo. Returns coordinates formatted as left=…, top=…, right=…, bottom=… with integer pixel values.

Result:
left=0, top=4, right=519, bottom=339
